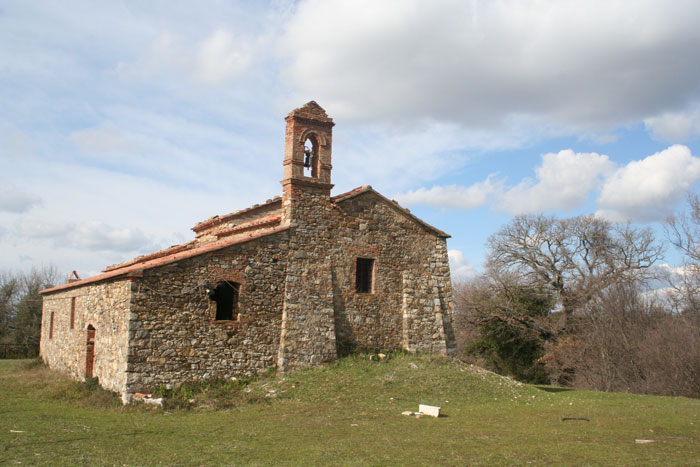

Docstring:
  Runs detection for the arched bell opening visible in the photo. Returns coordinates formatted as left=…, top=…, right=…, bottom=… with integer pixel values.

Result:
left=303, top=134, right=320, bottom=178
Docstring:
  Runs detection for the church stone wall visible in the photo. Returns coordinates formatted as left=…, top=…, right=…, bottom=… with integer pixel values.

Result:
left=40, top=280, right=132, bottom=395
left=39, top=102, right=456, bottom=399
left=125, top=230, right=289, bottom=393
left=329, top=192, right=456, bottom=355
left=277, top=184, right=339, bottom=371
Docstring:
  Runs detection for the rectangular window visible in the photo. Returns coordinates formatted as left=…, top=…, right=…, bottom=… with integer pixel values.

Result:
left=49, top=312, right=54, bottom=339
left=210, top=281, right=240, bottom=321
left=355, top=258, right=374, bottom=293
left=70, top=297, right=76, bottom=329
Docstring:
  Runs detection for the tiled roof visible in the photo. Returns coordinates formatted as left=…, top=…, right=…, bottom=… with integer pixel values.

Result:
left=40, top=225, right=290, bottom=295
left=40, top=185, right=448, bottom=294
left=192, top=197, right=281, bottom=233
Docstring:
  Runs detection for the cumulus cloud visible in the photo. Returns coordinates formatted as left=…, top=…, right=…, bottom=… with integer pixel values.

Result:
left=597, top=145, right=700, bottom=222
left=394, top=177, right=499, bottom=209
left=496, top=150, right=614, bottom=215
left=396, top=150, right=614, bottom=214
left=448, top=249, right=478, bottom=281
left=399, top=145, right=700, bottom=222
left=281, top=0, right=700, bottom=132
left=17, top=219, right=154, bottom=253
left=0, top=184, right=41, bottom=213
left=644, top=107, right=700, bottom=141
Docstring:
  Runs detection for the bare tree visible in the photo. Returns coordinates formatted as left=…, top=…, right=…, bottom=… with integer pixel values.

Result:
left=487, top=214, right=662, bottom=321
left=666, top=193, right=700, bottom=264
left=665, top=193, right=700, bottom=315
left=0, top=273, right=21, bottom=343
left=1, top=266, right=60, bottom=358
left=543, top=281, right=700, bottom=397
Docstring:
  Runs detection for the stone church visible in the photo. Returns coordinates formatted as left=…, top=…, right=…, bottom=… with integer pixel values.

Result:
left=40, top=102, right=456, bottom=399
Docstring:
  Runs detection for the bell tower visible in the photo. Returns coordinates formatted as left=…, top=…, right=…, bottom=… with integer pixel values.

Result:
left=278, top=102, right=338, bottom=371
left=281, top=101, right=334, bottom=225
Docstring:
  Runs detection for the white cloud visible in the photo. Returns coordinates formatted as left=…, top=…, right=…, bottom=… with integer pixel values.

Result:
left=0, top=184, right=41, bottom=213
left=69, top=124, right=138, bottom=154
left=194, top=29, right=252, bottom=85
left=496, top=150, right=615, bottom=215
left=394, top=177, right=499, bottom=209
left=398, top=145, right=700, bottom=222
left=597, top=145, right=700, bottom=222
left=396, top=149, right=614, bottom=214
left=15, top=218, right=71, bottom=239
left=644, top=107, right=700, bottom=142
left=17, top=218, right=155, bottom=253
left=448, top=249, right=478, bottom=282
left=117, top=28, right=253, bottom=86
left=281, top=0, right=700, bottom=133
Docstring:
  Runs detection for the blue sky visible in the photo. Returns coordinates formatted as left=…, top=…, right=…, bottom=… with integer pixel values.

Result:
left=2, top=0, right=700, bottom=281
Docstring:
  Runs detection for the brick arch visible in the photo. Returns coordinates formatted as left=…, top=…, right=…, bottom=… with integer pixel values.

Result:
left=297, top=130, right=327, bottom=147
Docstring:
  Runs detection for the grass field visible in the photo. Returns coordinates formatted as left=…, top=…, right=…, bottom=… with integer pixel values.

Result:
left=1, top=354, right=698, bottom=466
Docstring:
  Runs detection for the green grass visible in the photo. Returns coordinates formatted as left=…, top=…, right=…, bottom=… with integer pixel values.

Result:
left=1, top=354, right=699, bottom=465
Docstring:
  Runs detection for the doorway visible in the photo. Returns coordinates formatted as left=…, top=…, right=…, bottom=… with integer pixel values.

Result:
left=85, top=325, right=95, bottom=378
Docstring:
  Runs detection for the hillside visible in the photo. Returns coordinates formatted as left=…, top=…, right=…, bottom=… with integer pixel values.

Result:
left=1, top=354, right=698, bottom=465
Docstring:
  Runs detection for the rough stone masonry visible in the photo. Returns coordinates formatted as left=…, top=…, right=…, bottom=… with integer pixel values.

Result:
left=39, top=101, right=457, bottom=400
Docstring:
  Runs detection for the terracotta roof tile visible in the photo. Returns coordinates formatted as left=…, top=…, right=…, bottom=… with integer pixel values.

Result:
left=192, top=196, right=281, bottom=233
left=40, top=225, right=290, bottom=295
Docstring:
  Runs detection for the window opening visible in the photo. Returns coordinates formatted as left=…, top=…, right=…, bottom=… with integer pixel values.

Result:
left=49, top=312, right=54, bottom=339
left=355, top=258, right=374, bottom=293
left=303, top=136, right=319, bottom=178
left=70, top=297, right=76, bottom=329
left=209, top=281, right=240, bottom=321
left=86, top=325, right=96, bottom=378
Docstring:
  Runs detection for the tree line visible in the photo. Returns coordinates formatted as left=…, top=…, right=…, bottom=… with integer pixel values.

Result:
left=454, top=194, right=700, bottom=398
left=0, top=267, right=59, bottom=358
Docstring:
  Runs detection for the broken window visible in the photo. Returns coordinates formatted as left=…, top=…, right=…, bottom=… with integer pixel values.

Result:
left=209, top=281, right=240, bottom=321
left=355, top=258, right=374, bottom=293
left=70, top=297, right=76, bottom=329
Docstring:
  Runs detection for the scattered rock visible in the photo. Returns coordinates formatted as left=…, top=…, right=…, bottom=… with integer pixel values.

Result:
left=635, top=439, right=655, bottom=444
left=408, top=362, right=418, bottom=369
left=378, top=353, right=387, bottom=360
left=401, top=411, right=414, bottom=416
left=142, top=397, right=163, bottom=407
left=418, top=404, right=441, bottom=418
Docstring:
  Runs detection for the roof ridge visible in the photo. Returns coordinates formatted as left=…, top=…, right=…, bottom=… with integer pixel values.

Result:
left=41, top=225, right=290, bottom=295
left=192, top=196, right=282, bottom=233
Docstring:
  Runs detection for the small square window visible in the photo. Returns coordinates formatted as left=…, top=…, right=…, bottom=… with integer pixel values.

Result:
left=209, top=281, right=240, bottom=321
left=355, top=258, right=374, bottom=293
